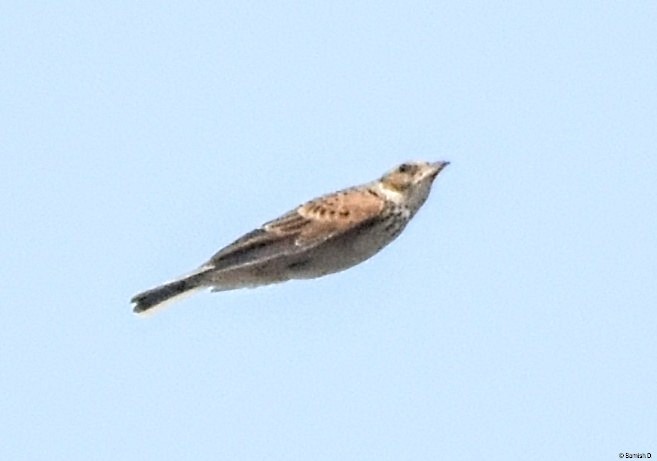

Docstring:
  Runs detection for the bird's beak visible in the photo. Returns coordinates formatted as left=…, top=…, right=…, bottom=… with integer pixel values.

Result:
left=427, top=161, right=450, bottom=179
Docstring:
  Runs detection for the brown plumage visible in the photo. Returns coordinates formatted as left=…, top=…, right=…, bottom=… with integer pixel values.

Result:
left=131, top=160, right=449, bottom=315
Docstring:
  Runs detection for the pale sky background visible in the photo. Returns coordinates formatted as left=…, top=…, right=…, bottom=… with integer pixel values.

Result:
left=1, top=2, right=656, bottom=460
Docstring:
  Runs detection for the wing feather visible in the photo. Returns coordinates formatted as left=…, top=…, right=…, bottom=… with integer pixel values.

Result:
left=207, top=187, right=385, bottom=271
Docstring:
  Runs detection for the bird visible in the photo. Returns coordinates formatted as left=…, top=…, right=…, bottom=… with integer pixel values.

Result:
left=131, top=160, right=449, bottom=315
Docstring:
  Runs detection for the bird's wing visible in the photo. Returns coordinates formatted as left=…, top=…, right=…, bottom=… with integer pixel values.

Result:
left=207, top=187, right=385, bottom=271
left=286, top=187, right=386, bottom=246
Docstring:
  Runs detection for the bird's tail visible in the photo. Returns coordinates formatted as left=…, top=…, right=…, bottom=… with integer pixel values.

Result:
left=131, top=267, right=212, bottom=316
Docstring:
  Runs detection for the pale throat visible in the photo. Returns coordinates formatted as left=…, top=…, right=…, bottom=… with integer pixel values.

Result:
left=375, top=182, right=406, bottom=204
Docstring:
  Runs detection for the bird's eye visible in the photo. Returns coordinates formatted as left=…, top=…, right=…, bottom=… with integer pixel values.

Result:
left=398, top=163, right=411, bottom=173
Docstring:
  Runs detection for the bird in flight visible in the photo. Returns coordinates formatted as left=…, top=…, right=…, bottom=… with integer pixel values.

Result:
left=131, top=160, right=449, bottom=315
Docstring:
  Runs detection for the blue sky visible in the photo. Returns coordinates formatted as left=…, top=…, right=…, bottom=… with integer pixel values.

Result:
left=1, top=1, right=656, bottom=459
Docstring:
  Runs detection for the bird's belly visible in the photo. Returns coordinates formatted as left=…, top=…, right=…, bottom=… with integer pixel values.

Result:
left=286, top=220, right=406, bottom=279
left=207, top=219, right=408, bottom=289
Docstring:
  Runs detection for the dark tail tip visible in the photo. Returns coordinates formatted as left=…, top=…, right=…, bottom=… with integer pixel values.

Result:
left=131, top=278, right=195, bottom=315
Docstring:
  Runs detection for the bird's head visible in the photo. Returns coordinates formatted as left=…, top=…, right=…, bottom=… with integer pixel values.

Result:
left=379, top=160, right=449, bottom=211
